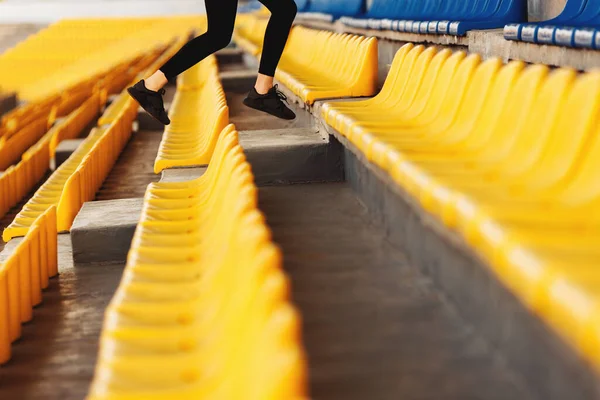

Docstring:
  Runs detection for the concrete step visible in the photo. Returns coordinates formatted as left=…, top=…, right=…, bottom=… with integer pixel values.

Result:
left=271, top=75, right=600, bottom=399
left=70, top=198, right=143, bottom=266
left=239, top=128, right=343, bottom=185
left=259, top=182, right=534, bottom=400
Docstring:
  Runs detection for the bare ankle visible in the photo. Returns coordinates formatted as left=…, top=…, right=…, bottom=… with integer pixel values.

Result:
left=145, top=71, right=168, bottom=92
left=254, top=73, right=274, bottom=95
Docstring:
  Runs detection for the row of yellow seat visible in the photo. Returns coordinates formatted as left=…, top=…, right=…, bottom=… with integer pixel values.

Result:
left=0, top=43, right=168, bottom=164
left=0, top=206, right=57, bottom=364
left=0, top=16, right=206, bottom=102
left=3, top=89, right=136, bottom=241
left=0, top=117, right=49, bottom=171
left=0, top=122, right=52, bottom=221
left=0, top=50, right=158, bottom=174
left=0, top=21, right=198, bottom=235
left=0, top=89, right=106, bottom=221
left=0, top=53, right=162, bottom=222
left=154, top=56, right=229, bottom=173
left=89, top=125, right=307, bottom=399
left=0, top=78, right=104, bottom=172
left=233, top=19, right=378, bottom=104
left=317, top=43, right=600, bottom=371
left=0, top=93, right=56, bottom=142
left=3, top=31, right=192, bottom=242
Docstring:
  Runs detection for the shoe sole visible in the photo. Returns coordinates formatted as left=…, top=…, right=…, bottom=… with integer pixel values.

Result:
left=127, top=87, right=171, bottom=126
left=242, top=98, right=296, bottom=121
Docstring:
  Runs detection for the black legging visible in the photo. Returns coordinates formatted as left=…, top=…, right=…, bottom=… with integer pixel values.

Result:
left=160, top=0, right=297, bottom=80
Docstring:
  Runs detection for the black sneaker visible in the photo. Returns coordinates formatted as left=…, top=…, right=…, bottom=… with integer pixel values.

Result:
left=243, top=84, right=296, bottom=120
left=127, top=80, right=171, bottom=125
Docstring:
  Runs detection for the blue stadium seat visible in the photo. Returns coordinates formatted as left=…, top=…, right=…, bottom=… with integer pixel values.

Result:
left=299, top=0, right=365, bottom=22
left=294, top=0, right=310, bottom=12
left=238, top=0, right=263, bottom=13
left=340, top=0, right=527, bottom=36
left=504, top=0, right=600, bottom=49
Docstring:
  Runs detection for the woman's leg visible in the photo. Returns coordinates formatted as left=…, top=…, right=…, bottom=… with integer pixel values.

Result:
left=242, top=0, right=297, bottom=120
left=145, top=0, right=239, bottom=91
left=254, top=0, right=297, bottom=93
left=129, top=0, right=238, bottom=125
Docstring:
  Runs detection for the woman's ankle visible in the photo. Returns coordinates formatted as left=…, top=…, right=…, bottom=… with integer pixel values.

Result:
left=254, top=73, right=274, bottom=95
left=145, top=71, right=168, bottom=92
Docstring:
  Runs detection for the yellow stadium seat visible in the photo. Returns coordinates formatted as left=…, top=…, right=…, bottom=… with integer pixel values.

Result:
left=88, top=125, right=307, bottom=399
left=49, top=91, right=102, bottom=156
left=2, top=28, right=195, bottom=240
left=0, top=206, right=57, bottom=365
left=0, top=125, right=52, bottom=220
left=0, top=93, right=59, bottom=141
left=274, top=27, right=378, bottom=104
left=153, top=56, right=229, bottom=173
left=3, top=91, right=138, bottom=240
left=0, top=116, right=50, bottom=171
left=0, top=16, right=206, bottom=102
left=233, top=15, right=268, bottom=57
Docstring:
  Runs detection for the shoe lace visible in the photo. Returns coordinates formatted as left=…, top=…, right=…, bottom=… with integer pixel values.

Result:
left=272, top=84, right=288, bottom=105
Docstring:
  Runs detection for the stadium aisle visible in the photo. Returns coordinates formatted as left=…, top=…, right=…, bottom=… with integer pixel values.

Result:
left=259, top=183, right=533, bottom=400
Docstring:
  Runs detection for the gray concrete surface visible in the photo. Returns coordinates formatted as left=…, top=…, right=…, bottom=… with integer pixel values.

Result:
left=240, top=128, right=344, bottom=184
left=157, top=127, right=343, bottom=185
left=160, top=166, right=207, bottom=183
left=0, top=92, right=17, bottom=116
left=137, top=111, right=164, bottom=132
left=219, top=69, right=258, bottom=92
left=95, top=129, right=163, bottom=201
left=0, top=234, right=124, bottom=400
left=0, top=236, right=22, bottom=263
left=54, top=138, right=84, bottom=168
left=71, top=198, right=143, bottom=265
left=137, top=106, right=170, bottom=131
left=259, top=183, right=533, bottom=400
left=216, top=47, right=244, bottom=66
